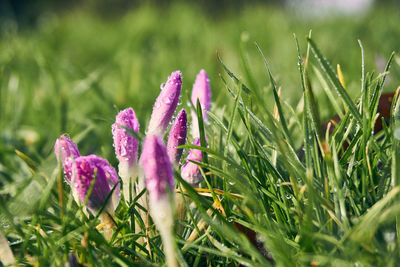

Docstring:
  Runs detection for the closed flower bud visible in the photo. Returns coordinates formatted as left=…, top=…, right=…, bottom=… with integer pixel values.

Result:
left=141, top=135, right=174, bottom=201
left=181, top=138, right=204, bottom=186
left=73, top=155, right=120, bottom=215
left=112, top=108, right=140, bottom=201
left=147, top=71, right=182, bottom=136
left=191, top=69, right=211, bottom=138
left=54, top=135, right=81, bottom=183
left=167, top=109, right=187, bottom=165
left=140, top=135, right=177, bottom=267
left=112, top=108, right=140, bottom=171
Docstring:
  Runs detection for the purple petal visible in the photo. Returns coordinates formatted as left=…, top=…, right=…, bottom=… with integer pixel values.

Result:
left=181, top=138, right=204, bottom=185
left=54, top=135, right=81, bottom=183
left=167, top=109, right=187, bottom=165
left=74, top=155, right=120, bottom=214
left=141, top=135, right=174, bottom=201
left=112, top=107, right=140, bottom=167
left=147, top=71, right=182, bottom=136
left=191, top=69, right=211, bottom=122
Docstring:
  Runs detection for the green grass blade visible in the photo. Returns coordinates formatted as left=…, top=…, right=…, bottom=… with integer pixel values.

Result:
left=307, top=38, right=362, bottom=123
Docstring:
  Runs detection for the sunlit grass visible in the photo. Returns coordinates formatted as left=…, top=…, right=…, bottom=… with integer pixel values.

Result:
left=1, top=3, right=400, bottom=266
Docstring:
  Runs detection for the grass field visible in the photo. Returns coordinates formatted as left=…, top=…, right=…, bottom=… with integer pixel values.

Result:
left=1, top=2, right=400, bottom=266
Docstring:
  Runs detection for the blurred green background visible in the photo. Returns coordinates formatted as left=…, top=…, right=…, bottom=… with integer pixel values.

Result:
left=1, top=0, right=400, bottom=172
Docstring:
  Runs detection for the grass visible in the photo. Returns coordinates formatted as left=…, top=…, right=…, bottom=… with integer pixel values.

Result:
left=2, top=2, right=400, bottom=266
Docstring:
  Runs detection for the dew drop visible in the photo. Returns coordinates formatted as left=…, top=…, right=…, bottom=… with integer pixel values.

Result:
left=120, top=146, right=127, bottom=157
left=164, top=97, right=172, bottom=104
left=384, top=231, right=395, bottom=243
left=394, top=127, right=400, bottom=140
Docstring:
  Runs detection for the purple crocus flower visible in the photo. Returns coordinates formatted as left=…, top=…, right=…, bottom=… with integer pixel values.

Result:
left=147, top=71, right=182, bottom=136
left=191, top=69, right=211, bottom=138
left=112, top=108, right=140, bottom=200
left=140, top=135, right=177, bottom=267
left=167, top=109, right=187, bottom=165
left=191, top=69, right=211, bottom=119
left=141, top=135, right=174, bottom=202
left=181, top=138, right=204, bottom=186
left=112, top=108, right=140, bottom=170
left=54, top=135, right=81, bottom=182
left=73, top=155, right=120, bottom=215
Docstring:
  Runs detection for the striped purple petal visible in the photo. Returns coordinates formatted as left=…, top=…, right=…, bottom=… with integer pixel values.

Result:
left=167, top=109, right=187, bottom=165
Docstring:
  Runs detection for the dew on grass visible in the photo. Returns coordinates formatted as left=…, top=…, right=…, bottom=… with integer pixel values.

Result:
left=394, top=127, right=400, bottom=140
left=384, top=231, right=395, bottom=243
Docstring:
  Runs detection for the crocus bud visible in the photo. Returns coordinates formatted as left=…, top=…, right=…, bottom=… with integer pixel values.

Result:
left=141, top=135, right=174, bottom=201
left=167, top=109, right=187, bottom=165
left=112, top=108, right=140, bottom=201
left=140, top=135, right=177, bottom=267
left=147, top=71, right=182, bottom=136
left=191, top=69, right=211, bottom=138
left=73, top=155, right=120, bottom=215
left=54, top=135, right=80, bottom=182
left=181, top=138, right=204, bottom=186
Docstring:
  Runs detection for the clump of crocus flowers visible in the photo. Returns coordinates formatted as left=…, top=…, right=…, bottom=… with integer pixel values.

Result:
left=55, top=69, right=211, bottom=266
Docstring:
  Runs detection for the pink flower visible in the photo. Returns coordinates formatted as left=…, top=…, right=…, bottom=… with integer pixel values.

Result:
left=167, top=109, right=187, bottom=165
left=140, top=135, right=177, bottom=267
left=141, top=135, right=174, bottom=202
left=112, top=108, right=140, bottom=201
left=73, top=155, right=120, bottom=215
left=191, top=69, right=211, bottom=137
left=147, top=71, right=182, bottom=136
left=54, top=135, right=80, bottom=183
left=180, top=138, right=204, bottom=185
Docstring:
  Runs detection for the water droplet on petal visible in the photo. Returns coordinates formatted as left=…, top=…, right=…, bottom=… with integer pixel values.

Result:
left=120, top=146, right=127, bottom=157
left=164, top=97, right=172, bottom=104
